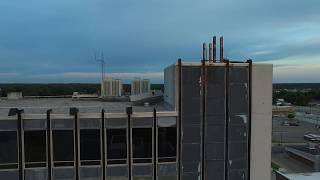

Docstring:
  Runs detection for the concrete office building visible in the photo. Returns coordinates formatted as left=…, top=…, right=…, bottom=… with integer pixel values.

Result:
left=131, top=79, right=151, bottom=95
left=0, top=60, right=272, bottom=180
left=101, top=78, right=122, bottom=97
left=164, top=59, right=273, bottom=180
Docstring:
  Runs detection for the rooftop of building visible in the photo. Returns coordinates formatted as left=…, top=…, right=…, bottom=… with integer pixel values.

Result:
left=0, top=97, right=174, bottom=117
left=288, top=145, right=320, bottom=156
left=277, top=171, right=320, bottom=180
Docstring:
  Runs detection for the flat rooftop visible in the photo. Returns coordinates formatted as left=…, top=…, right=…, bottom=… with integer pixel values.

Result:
left=0, top=98, right=174, bottom=116
left=277, top=172, right=320, bottom=180
left=289, top=145, right=320, bottom=156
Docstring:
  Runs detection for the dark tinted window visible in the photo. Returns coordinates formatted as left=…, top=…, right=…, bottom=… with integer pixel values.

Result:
left=80, top=129, right=101, bottom=165
left=0, top=131, right=18, bottom=169
left=158, top=127, right=177, bottom=162
left=24, top=130, right=46, bottom=167
left=107, top=129, right=127, bottom=164
left=132, top=128, right=152, bottom=163
left=52, top=130, right=74, bottom=166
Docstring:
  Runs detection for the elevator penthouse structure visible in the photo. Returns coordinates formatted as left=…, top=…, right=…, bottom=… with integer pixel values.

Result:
left=0, top=36, right=272, bottom=180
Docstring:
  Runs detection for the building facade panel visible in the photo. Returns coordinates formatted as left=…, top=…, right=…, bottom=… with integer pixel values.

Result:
left=0, top=170, right=19, bottom=180
left=205, top=66, right=226, bottom=180
left=180, top=66, right=202, bottom=180
left=227, top=66, right=250, bottom=180
left=79, top=166, right=101, bottom=180
left=25, top=168, right=48, bottom=180
left=52, top=167, right=75, bottom=180
left=0, top=119, right=18, bottom=130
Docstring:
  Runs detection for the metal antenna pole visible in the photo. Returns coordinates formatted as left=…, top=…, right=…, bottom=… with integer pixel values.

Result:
left=95, top=51, right=106, bottom=83
left=101, top=52, right=104, bottom=82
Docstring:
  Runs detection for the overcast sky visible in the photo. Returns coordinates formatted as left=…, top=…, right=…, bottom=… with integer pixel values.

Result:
left=0, top=0, right=319, bottom=83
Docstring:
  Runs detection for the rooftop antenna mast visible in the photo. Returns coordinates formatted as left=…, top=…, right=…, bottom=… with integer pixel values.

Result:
left=95, top=51, right=105, bottom=83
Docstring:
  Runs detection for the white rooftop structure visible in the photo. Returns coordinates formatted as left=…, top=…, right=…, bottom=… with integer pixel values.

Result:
left=7, top=92, right=23, bottom=100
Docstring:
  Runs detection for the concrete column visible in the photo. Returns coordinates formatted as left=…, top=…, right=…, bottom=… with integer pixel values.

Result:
left=250, top=64, right=273, bottom=180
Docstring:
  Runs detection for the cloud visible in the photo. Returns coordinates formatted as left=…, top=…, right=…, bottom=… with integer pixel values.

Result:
left=0, top=72, right=164, bottom=83
left=273, top=63, right=320, bottom=83
left=0, top=72, right=20, bottom=77
left=2, top=63, right=320, bottom=84
left=0, top=0, right=320, bottom=82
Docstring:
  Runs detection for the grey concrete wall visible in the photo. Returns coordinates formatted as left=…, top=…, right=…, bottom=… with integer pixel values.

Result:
left=164, top=64, right=179, bottom=109
left=250, top=64, right=273, bottom=180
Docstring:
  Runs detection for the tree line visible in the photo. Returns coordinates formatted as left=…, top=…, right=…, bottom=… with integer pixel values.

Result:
left=0, top=84, right=164, bottom=97
left=273, top=90, right=320, bottom=106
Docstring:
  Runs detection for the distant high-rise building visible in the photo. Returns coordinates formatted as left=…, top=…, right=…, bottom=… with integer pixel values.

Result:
left=141, top=79, right=151, bottom=94
left=131, top=78, right=151, bottom=95
left=101, top=78, right=122, bottom=97
left=101, top=78, right=112, bottom=97
left=131, top=78, right=141, bottom=95
left=111, top=79, right=122, bottom=96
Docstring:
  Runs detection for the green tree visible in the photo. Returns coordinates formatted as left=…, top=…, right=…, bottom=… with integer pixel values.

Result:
left=287, top=113, right=295, bottom=121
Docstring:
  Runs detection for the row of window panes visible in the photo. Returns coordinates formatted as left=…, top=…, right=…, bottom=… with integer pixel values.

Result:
left=106, top=177, right=176, bottom=180
left=0, top=126, right=177, bottom=169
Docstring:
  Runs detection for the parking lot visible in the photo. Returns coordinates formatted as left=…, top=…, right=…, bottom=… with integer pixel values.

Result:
left=273, top=116, right=320, bottom=143
left=272, top=107, right=320, bottom=177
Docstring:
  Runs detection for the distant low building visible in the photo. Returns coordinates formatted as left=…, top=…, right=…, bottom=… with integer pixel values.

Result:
left=7, top=92, right=23, bottom=100
left=72, top=92, right=99, bottom=99
left=276, top=98, right=292, bottom=106
left=273, top=105, right=294, bottom=117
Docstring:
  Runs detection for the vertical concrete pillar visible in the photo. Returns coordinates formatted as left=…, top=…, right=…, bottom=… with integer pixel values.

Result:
left=250, top=64, right=273, bottom=180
